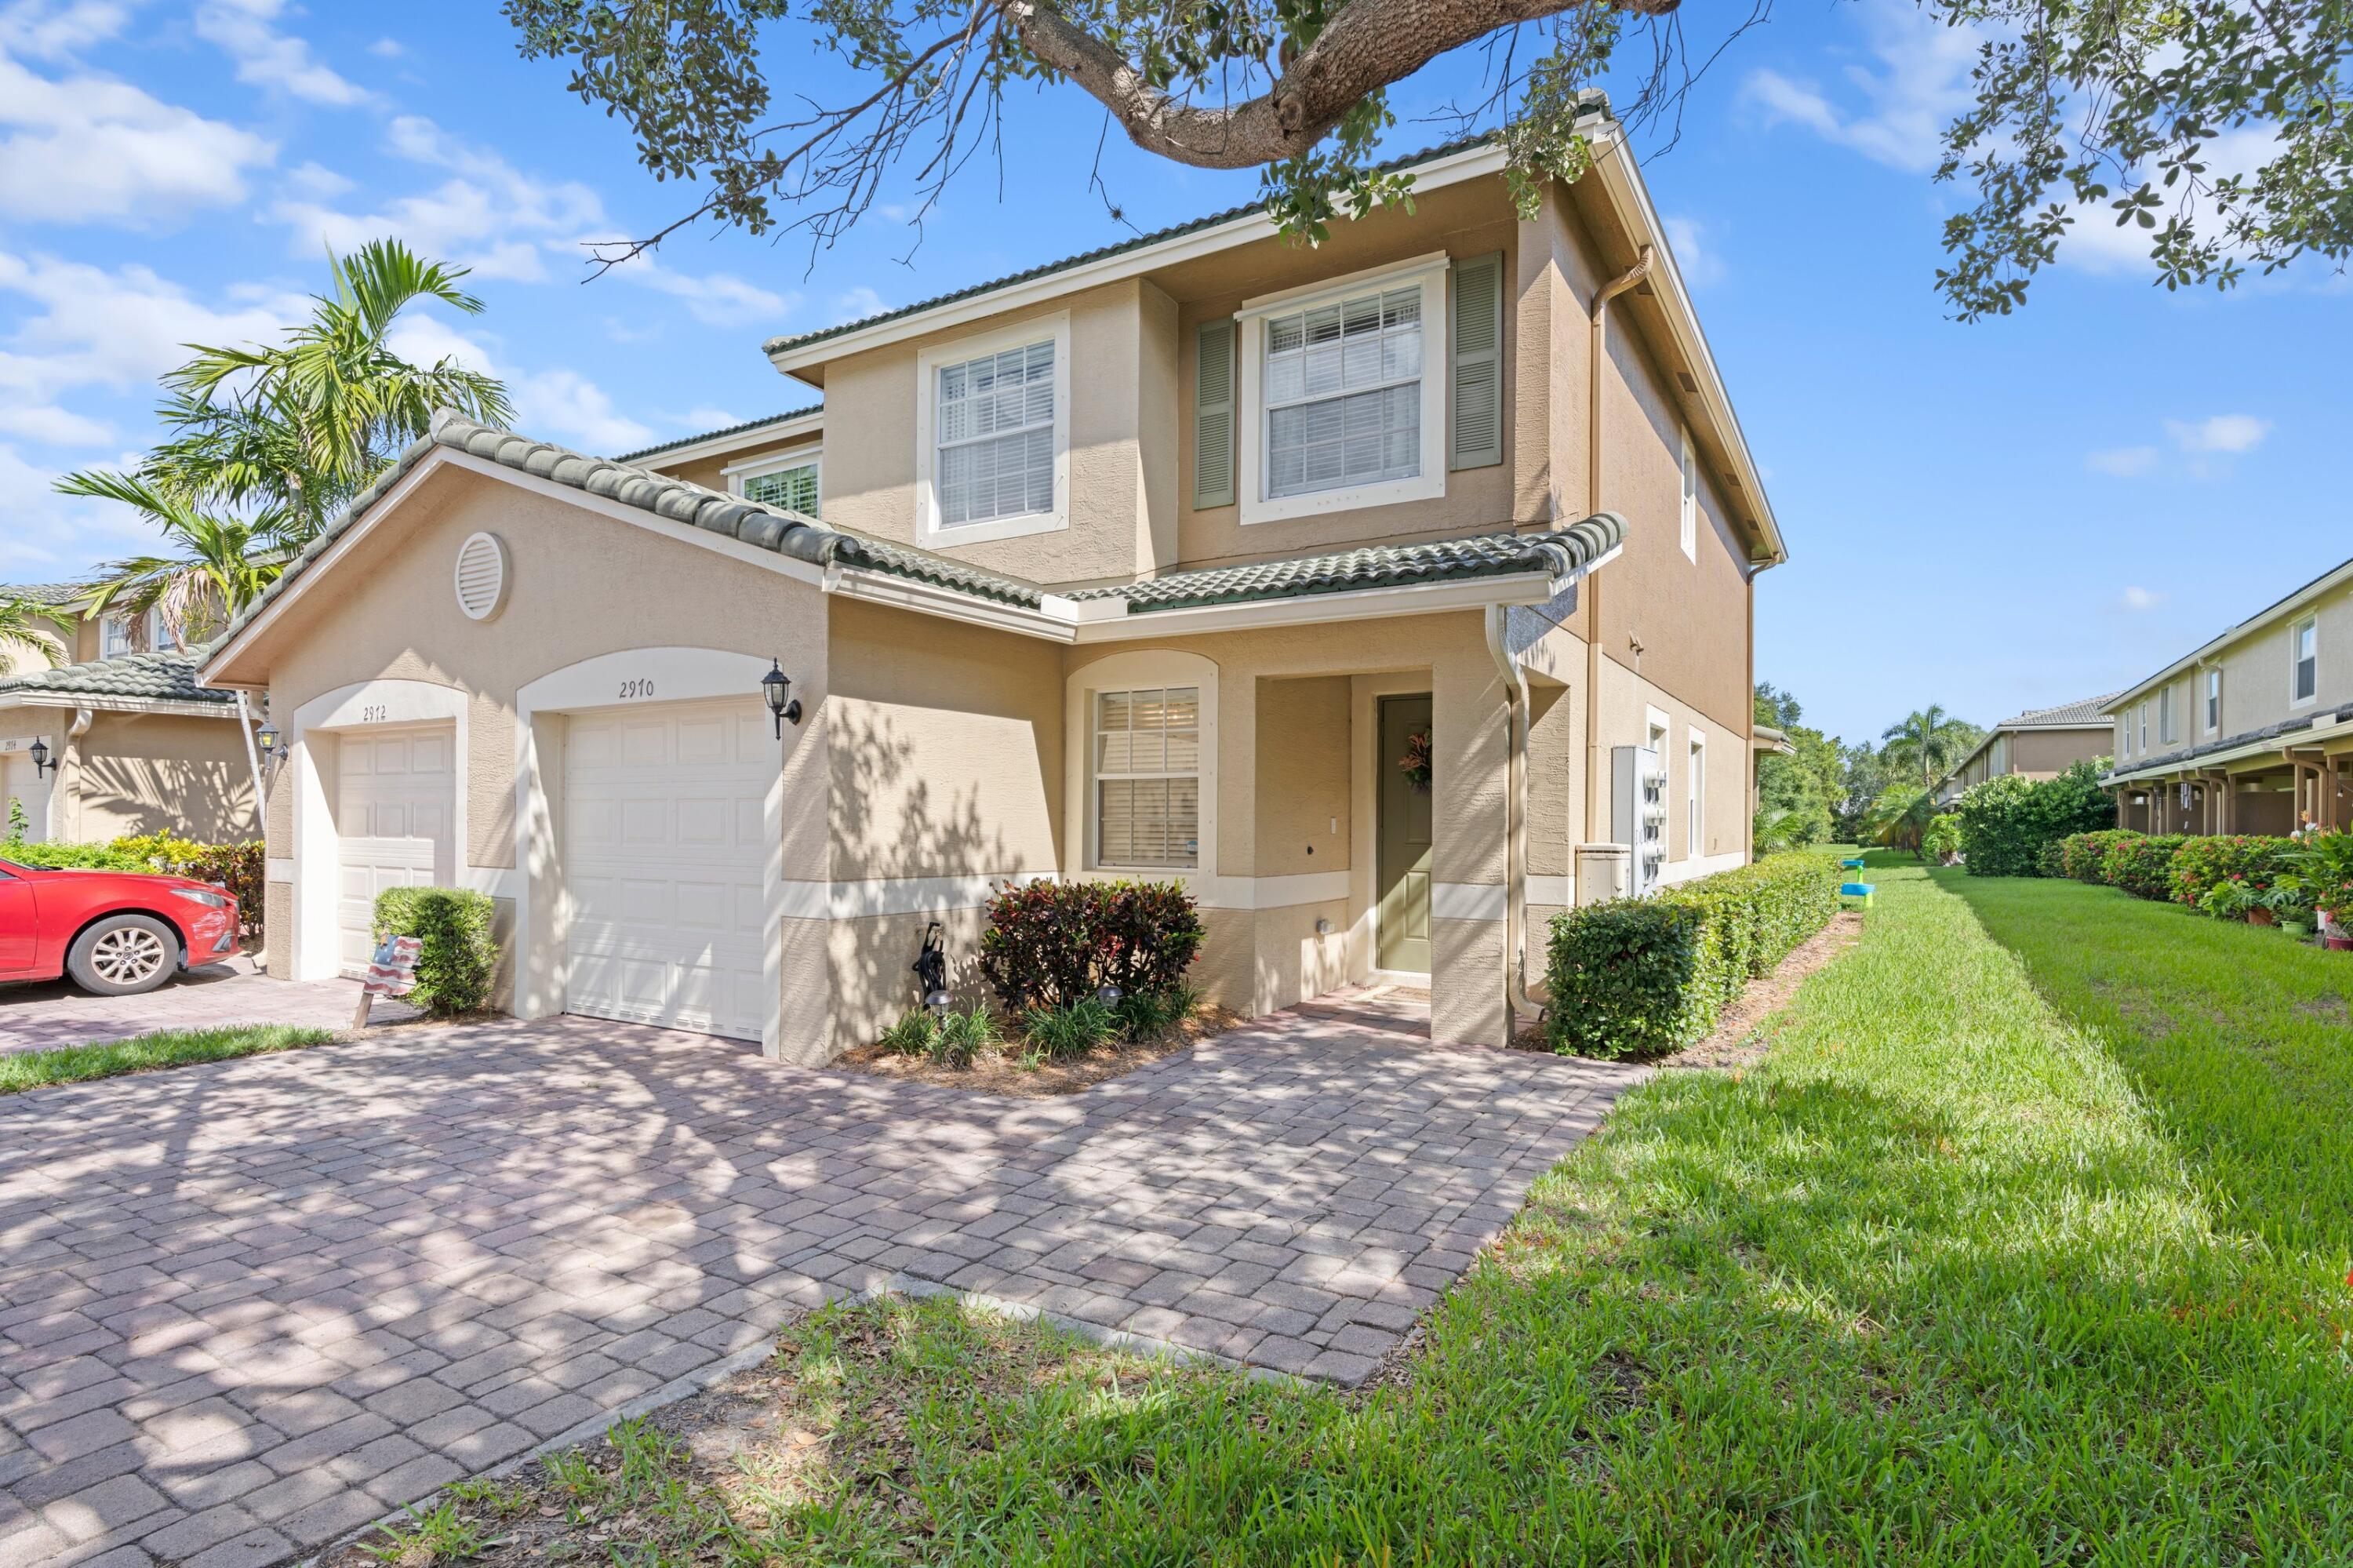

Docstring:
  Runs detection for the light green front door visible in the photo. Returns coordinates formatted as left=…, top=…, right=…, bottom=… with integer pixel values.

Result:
left=1377, top=694, right=1433, bottom=973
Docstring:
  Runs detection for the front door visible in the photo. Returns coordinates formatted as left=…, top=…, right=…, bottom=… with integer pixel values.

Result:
left=1377, top=694, right=1433, bottom=973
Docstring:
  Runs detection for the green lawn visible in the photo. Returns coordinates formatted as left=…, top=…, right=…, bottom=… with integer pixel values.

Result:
left=0, top=1024, right=334, bottom=1093
left=371, top=856, right=2353, bottom=1564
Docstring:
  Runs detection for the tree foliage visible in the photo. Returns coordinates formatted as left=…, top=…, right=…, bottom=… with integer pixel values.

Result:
left=1752, top=682, right=1840, bottom=852
left=0, top=596, right=64, bottom=678
left=1952, top=760, right=2115, bottom=876
left=504, top=0, right=2351, bottom=311
left=1881, top=704, right=1982, bottom=788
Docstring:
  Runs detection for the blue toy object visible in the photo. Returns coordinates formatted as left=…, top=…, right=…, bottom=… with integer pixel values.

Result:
left=1841, top=858, right=1865, bottom=870
left=1840, top=881, right=1875, bottom=906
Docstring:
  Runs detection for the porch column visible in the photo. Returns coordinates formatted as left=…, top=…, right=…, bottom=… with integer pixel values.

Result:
left=1430, top=628, right=1512, bottom=1049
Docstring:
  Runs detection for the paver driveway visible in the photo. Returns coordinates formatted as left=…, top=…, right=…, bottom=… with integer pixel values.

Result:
left=0, top=1006, right=1643, bottom=1567
left=0, top=961, right=413, bottom=1057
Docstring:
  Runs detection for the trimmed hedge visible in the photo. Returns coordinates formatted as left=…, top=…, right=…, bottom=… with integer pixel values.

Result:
left=976, top=879, right=1205, bottom=1015
left=2060, top=829, right=2138, bottom=883
left=2101, top=834, right=2188, bottom=900
left=1542, top=853, right=1842, bottom=1061
left=1, top=834, right=265, bottom=936
left=372, top=886, right=497, bottom=1016
left=2166, top=835, right=2289, bottom=909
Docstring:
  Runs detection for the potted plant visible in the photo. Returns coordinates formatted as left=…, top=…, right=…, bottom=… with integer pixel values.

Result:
left=2283, top=835, right=2353, bottom=950
left=2199, top=878, right=2267, bottom=923
left=2266, top=875, right=2318, bottom=937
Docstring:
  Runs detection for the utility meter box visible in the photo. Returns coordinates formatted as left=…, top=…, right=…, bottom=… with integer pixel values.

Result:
left=1611, top=744, right=1667, bottom=897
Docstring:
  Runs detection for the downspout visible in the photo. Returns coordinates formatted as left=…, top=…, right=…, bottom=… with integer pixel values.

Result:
left=1583, top=245, right=1653, bottom=845
left=234, top=690, right=267, bottom=838
left=1486, top=605, right=1546, bottom=1029
left=59, top=706, right=93, bottom=842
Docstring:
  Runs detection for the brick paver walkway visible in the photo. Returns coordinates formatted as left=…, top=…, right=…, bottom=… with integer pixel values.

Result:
left=0, top=1004, right=1642, bottom=1567
left=0, top=961, right=413, bottom=1057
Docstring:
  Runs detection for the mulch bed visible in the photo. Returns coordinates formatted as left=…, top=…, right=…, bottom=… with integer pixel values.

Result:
left=830, top=1005, right=1246, bottom=1097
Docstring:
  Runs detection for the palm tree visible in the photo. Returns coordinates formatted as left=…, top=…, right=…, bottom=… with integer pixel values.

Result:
left=57, top=239, right=511, bottom=647
left=1881, top=704, right=1974, bottom=787
left=154, top=239, right=511, bottom=538
left=49, top=475, right=290, bottom=650
left=1860, top=786, right=1937, bottom=851
left=0, top=595, right=67, bottom=675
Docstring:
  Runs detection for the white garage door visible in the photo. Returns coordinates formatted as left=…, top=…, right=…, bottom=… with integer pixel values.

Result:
left=562, top=699, right=772, bottom=1042
left=2, top=753, right=50, bottom=842
left=336, top=724, right=456, bottom=973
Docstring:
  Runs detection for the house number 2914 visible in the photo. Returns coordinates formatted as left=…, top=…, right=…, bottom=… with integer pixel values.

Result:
left=618, top=678, right=655, bottom=700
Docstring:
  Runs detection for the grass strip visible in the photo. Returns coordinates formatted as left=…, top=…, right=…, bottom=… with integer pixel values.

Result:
left=0, top=1024, right=336, bottom=1093
left=358, top=856, right=2353, bottom=1564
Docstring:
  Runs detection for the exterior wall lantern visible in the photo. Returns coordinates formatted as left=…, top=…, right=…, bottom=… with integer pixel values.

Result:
left=27, top=737, right=54, bottom=780
left=762, top=658, right=802, bottom=737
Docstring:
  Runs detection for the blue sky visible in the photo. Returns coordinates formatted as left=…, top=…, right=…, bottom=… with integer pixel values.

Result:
left=2, top=0, right=2343, bottom=745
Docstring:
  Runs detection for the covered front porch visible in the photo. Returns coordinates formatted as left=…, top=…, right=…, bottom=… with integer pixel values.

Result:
left=2116, top=744, right=2353, bottom=836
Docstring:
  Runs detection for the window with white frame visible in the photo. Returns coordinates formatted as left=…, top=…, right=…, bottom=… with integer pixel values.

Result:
left=1094, top=688, right=1200, bottom=868
left=1686, top=733, right=1704, bottom=854
left=100, top=608, right=158, bottom=659
left=2293, top=617, right=2318, bottom=704
left=1678, top=426, right=1698, bottom=560
left=2158, top=686, right=2176, bottom=745
left=1236, top=256, right=1449, bottom=526
left=2138, top=701, right=2148, bottom=751
left=735, top=456, right=820, bottom=517
left=2206, top=668, right=2222, bottom=732
left=914, top=314, right=1070, bottom=546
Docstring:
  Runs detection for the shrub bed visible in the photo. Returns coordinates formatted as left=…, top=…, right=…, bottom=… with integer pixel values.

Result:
left=1, top=834, right=265, bottom=936
left=2167, top=835, right=2290, bottom=909
left=976, top=879, right=1204, bottom=1015
left=1542, top=853, right=1842, bottom=1061
left=372, top=886, right=497, bottom=1015
left=2060, top=829, right=2138, bottom=883
left=2100, top=834, right=2188, bottom=900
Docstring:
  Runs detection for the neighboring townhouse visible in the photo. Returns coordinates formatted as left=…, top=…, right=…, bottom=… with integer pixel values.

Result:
left=1, top=588, right=256, bottom=843
left=198, top=122, right=1787, bottom=1058
left=2105, top=555, right=2353, bottom=835
left=1931, top=693, right=2118, bottom=805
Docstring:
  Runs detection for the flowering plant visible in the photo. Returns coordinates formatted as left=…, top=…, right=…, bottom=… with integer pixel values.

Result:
left=1398, top=728, right=1432, bottom=793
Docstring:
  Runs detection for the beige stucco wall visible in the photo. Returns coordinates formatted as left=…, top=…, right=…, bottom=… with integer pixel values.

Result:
left=2118, top=590, right=2353, bottom=768
left=70, top=712, right=255, bottom=842
left=2011, top=726, right=2110, bottom=777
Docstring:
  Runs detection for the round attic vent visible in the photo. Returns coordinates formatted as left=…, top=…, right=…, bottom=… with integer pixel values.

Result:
left=453, top=532, right=510, bottom=621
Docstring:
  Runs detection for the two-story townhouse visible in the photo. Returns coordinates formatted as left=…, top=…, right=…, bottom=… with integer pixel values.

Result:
left=2105, top=555, right=2353, bottom=835
left=1930, top=693, right=2117, bottom=806
left=198, top=119, right=1787, bottom=1059
left=1, top=588, right=255, bottom=843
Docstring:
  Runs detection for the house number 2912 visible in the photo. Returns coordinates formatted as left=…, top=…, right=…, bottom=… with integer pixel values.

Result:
left=618, top=678, right=655, bottom=700
left=360, top=704, right=387, bottom=722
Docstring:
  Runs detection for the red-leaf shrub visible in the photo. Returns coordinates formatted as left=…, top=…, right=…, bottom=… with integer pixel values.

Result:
left=2059, top=830, right=2137, bottom=883
left=976, top=879, right=1205, bottom=1014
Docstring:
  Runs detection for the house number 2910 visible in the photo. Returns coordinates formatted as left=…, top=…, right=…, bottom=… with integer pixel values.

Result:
left=618, top=678, right=655, bottom=700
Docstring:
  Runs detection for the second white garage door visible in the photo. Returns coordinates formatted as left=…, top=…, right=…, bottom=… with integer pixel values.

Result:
left=336, top=724, right=456, bottom=974
left=562, top=699, right=772, bottom=1042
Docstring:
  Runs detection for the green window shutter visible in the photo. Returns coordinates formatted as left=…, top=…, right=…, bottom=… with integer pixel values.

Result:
left=1450, top=252, right=1504, bottom=471
left=1193, top=318, right=1236, bottom=509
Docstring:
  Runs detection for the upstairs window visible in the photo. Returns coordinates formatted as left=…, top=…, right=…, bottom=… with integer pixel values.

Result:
left=1679, top=426, right=1698, bottom=560
left=2293, top=617, right=2318, bottom=704
left=1686, top=734, right=1705, bottom=854
left=1095, top=687, right=1200, bottom=869
left=915, top=312, right=1069, bottom=546
left=100, top=608, right=159, bottom=659
left=2158, top=686, right=2176, bottom=745
left=736, top=457, right=819, bottom=518
left=1235, top=255, right=1449, bottom=526
left=2205, top=668, right=2221, bottom=733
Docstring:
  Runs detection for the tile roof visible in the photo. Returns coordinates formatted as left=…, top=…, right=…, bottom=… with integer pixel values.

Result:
left=1068, top=514, right=1626, bottom=614
left=2107, top=701, right=2353, bottom=780
left=2, top=582, right=92, bottom=609
left=762, top=135, right=1501, bottom=359
left=2004, top=691, right=2121, bottom=728
left=615, top=406, right=823, bottom=464
left=205, top=411, right=1634, bottom=671
left=0, top=650, right=232, bottom=705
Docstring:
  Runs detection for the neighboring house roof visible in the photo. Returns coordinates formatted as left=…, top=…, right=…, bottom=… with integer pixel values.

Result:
left=202, top=411, right=1634, bottom=675
left=1067, top=515, right=1624, bottom=613
left=615, top=406, right=823, bottom=464
left=0, top=650, right=233, bottom=706
left=2002, top=691, right=2122, bottom=729
left=2, top=581, right=91, bottom=608
left=762, top=138, right=1494, bottom=361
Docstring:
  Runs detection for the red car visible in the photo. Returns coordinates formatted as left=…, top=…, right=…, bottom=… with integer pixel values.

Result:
left=0, top=857, right=242, bottom=996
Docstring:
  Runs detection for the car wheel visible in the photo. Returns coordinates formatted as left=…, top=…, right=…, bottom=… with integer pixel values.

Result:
left=67, top=915, right=180, bottom=997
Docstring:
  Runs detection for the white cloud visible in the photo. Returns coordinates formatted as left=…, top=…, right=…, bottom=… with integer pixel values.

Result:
left=0, top=403, right=111, bottom=444
left=194, top=0, right=368, bottom=107
left=1742, top=0, right=1978, bottom=175
left=0, top=50, right=276, bottom=224
left=2119, top=586, right=2165, bottom=612
left=383, top=314, right=496, bottom=377
left=1660, top=215, right=1725, bottom=289
left=831, top=286, right=887, bottom=325
left=2166, top=413, right=2269, bottom=454
left=0, top=0, right=132, bottom=57
left=366, top=36, right=402, bottom=58
left=513, top=369, right=650, bottom=453
left=2086, top=445, right=2159, bottom=478
left=589, top=249, right=792, bottom=327
left=0, top=249, right=307, bottom=402
left=682, top=406, right=745, bottom=431
left=0, top=440, right=163, bottom=579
